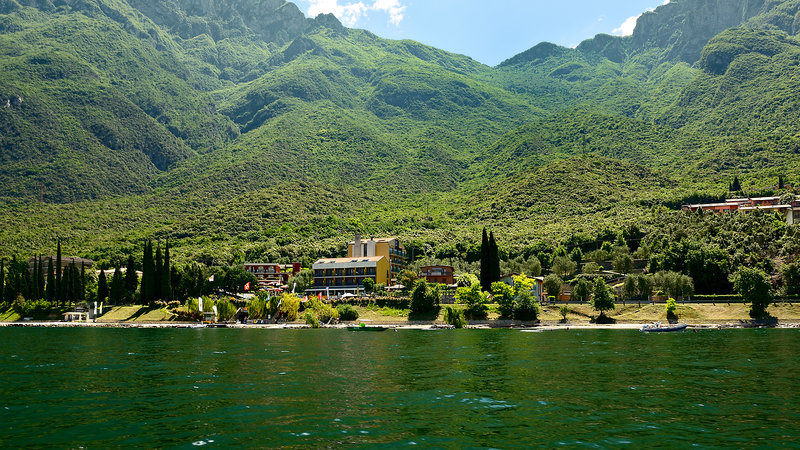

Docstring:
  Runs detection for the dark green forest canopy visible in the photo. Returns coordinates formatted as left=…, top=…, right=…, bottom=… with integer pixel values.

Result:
left=0, top=0, right=799, bottom=275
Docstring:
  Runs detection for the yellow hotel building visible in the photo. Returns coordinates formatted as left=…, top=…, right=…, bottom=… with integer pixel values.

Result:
left=347, top=235, right=407, bottom=280
left=309, top=235, right=407, bottom=296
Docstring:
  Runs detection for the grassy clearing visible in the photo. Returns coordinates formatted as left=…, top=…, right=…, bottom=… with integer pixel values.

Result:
left=342, top=302, right=800, bottom=325
left=97, top=306, right=147, bottom=322
left=132, top=308, right=176, bottom=322
left=541, top=302, right=800, bottom=324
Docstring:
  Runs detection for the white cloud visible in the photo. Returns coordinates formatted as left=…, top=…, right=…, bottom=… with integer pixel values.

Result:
left=613, top=15, right=639, bottom=36
left=306, top=0, right=406, bottom=27
left=373, top=0, right=405, bottom=26
left=612, top=0, right=671, bottom=36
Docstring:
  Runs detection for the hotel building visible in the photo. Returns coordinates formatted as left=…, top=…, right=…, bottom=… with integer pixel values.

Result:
left=244, top=262, right=301, bottom=288
left=309, top=234, right=407, bottom=296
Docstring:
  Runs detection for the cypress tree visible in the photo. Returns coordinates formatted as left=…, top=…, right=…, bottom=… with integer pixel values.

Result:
left=154, top=242, right=163, bottom=300
left=489, top=231, right=501, bottom=285
left=170, top=265, right=180, bottom=301
left=162, top=241, right=171, bottom=301
left=30, top=257, right=39, bottom=300
left=0, top=259, right=4, bottom=304
left=37, top=256, right=45, bottom=300
left=142, top=241, right=154, bottom=303
left=66, top=260, right=75, bottom=304
left=97, top=270, right=109, bottom=304
left=79, top=262, right=86, bottom=302
left=46, top=257, right=55, bottom=302
left=779, top=175, right=785, bottom=190
left=732, top=176, right=741, bottom=192
left=9, top=256, right=20, bottom=301
left=21, top=258, right=32, bottom=300
left=124, top=254, right=138, bottom=303
left=110, top=266, right=124, bottom=306
left=55, top=239, right=62, bottom=306
left=480, top=227, right=490, bottom=292
left=195, top=265, right=205, bottom=297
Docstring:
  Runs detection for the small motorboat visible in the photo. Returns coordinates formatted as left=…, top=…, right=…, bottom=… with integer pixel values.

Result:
left=640, top=322, right=688, bottom=333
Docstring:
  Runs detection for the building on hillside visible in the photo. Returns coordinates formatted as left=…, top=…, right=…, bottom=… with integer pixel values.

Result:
left=499, top=273, right=546, bottom=303
left=420, top=265, right=454, bottom=285
left=28, top=256, right=94, bottom=274
left=347, top=234, right=407, bottom=281
left=244, top=262, right=301, bottom=288
left=308, top=256, right=390, bottom=297
left=682, top=196, right=798, bottom=225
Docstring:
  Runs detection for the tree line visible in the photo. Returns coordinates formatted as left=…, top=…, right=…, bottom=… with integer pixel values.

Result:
left=1, top=239, right=259, bottom=312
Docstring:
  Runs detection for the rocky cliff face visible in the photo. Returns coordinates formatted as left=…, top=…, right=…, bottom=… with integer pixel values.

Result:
left=125, top=0, right=310, bottom=43
left=631, top=0, right=767, bottom=63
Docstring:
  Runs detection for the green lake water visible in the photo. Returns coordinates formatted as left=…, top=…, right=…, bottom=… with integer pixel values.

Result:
left=1, top=328, right=799, bottom=448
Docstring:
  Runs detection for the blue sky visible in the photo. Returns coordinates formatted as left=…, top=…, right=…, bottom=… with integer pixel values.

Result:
left=294, top=0, right=671, bottom=66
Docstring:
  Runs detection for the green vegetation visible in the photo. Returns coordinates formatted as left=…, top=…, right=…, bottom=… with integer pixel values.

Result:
left=409, top=281, right=440, bottom=315
left=665, top=298, right=678, bottom=322
left=559, top=305, right=570, bottom=322
left=455, top=282, right=489, bottom=320
left=0, top=0, right=798, bottom=320
left=732, top=267, right=772, bottom=318
left=491, top=281, right=515, bottom=318
left=443, top=306, right=467, bottom=328
left=336, top=304, right=359, bottom=321
left=591, top=278, right=615, bottom=319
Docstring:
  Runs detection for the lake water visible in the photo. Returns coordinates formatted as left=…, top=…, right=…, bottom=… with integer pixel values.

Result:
left=1, top=328, right=799, bottom=448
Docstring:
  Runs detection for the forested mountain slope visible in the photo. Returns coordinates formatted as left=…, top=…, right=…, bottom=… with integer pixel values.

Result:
left=1, top=0, right=800, bottom=265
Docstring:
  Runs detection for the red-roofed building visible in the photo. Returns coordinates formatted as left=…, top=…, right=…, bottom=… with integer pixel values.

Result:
left=420, top=265, right=454, bottom=285
left=244, top=263, right=301, bottom=288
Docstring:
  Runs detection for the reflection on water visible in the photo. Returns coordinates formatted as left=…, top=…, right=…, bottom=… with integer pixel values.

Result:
left=1, top=328, right=799, bottom=447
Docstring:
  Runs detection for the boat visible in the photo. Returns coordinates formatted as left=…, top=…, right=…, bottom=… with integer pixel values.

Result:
left=347, top=324, right=388, bottom=331
left=640, top=322, right=688, bottom=333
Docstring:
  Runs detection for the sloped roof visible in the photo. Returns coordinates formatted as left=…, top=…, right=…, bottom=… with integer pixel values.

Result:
left=312, top=256, right=386, bottom=270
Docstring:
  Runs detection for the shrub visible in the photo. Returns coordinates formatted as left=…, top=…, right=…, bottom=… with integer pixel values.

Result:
left=248, top=295, right=269, bottom=320
left=491, top=281, right=515, bottom=318
left=410, top=281, right=440, bottom=314
left=362, top=278, right=375, bottom=294
left=13, top=298, right=53, bottom=320
left=666, top=298, right=678, bottom=321
left=582, top=261, right=601, bottom=274
left=456, top=283, right=488, bottom=320
left=304, top=311, right=320, bottom=328
left=216, top=299, right=236, bottom=322
left=305, top=299, right=338, bottom=323
left=279, top=293, right=301, bottom=321
left=513, top=291, right=539, bottom=321
left=443, top=306, right=467, bottom=328
left=456, top=273, right=479, bottom=287
left=187, top=298, right=200, bottom=315
left=559, top=305, right=570, bottom=321
left=337, top=304, right=359, bottom=321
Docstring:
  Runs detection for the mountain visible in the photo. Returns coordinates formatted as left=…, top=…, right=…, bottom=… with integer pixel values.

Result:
left=1, top=0, right=800, bottom=266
